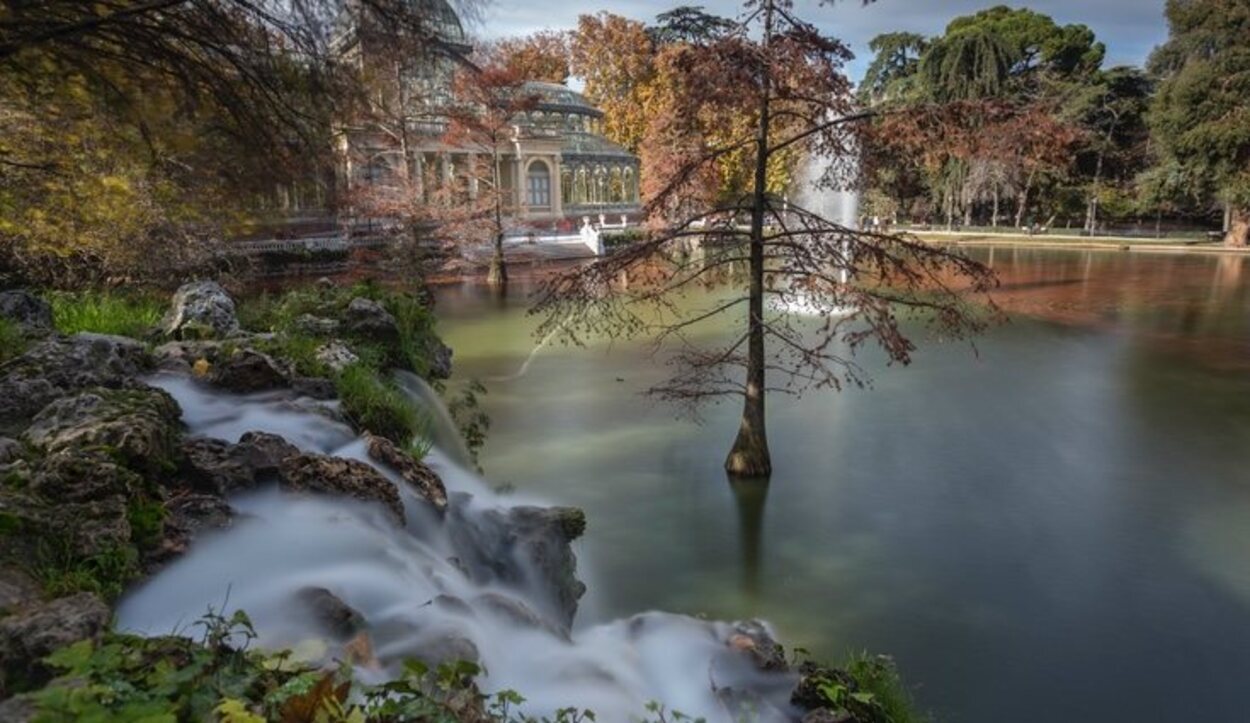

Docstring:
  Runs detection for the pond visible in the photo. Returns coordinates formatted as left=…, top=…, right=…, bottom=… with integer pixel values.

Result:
left=434, top=247, right=1250, bottom=723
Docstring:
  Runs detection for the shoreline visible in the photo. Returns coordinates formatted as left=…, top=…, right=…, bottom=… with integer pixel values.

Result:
left=911, top=230, right=1250, bottom=255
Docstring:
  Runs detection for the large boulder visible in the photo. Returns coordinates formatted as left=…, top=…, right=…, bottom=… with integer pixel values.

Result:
left=0, top=334, right=152, bottom=431
left=343, top=297, right=399, bottom=341
left=0, top=290, right=52, bottom=333
left=160, top=280, right=239, bottom=339
left=278, top=453, right=404, bottom=524
left=365, top=433, right=447, bottom=511
left=0, top=592, right=110, bottom=697
left=22, top=387, right=182, bottom=476
left=447, top=504, right=587, bottom=630
left=177, top=431, right=299, bottom=496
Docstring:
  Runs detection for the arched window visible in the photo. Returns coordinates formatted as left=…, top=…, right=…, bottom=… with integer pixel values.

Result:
left=609, top=168, right=624, bottom=203
left=623, top=167, right=636, bottom=202
left=575, top=168, right=588, bottom=204
left=526, top=160, right=551, bottom=208
left=593, top=167, right=607, bottom=204
left=561, top=168, right=573, bottom=207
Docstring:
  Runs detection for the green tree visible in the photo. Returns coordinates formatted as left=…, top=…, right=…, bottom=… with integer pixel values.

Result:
left=1148, top=0, right=1250, bottom=246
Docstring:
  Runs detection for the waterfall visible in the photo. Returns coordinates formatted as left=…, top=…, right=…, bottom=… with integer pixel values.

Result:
left=116, top=374, right=798, bottom=722
left=393, top=369, right=475, bottom=470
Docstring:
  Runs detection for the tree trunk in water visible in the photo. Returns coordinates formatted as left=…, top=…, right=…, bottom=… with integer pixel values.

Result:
left=486, top=233, right=507, bottom=287
left=487, top=153, right=508, bottom=289
left=726, top=1, right=773, bottom=479
left=1227, top=206, right=1250, bottom=247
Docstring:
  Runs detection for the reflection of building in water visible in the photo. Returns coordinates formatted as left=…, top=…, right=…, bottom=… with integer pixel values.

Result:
left=329, top=0, right=640, bottom=228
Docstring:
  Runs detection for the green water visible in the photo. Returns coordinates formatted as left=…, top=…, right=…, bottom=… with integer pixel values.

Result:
left=434, top=247, right=1250, bottom=723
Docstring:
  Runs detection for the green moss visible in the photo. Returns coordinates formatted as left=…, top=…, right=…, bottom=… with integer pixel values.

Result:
left=48, top=291, right=164, bottom=338
left=0, top=316, right=31, bottom=364
left=127, top=497, right=166, bottom=552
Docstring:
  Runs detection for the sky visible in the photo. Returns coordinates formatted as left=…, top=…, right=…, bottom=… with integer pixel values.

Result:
left=474, top=0, right=1170, bottom=83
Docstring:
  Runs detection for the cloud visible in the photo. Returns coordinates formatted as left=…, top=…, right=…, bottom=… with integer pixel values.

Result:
left=468, top=0, right=1170, bottom=81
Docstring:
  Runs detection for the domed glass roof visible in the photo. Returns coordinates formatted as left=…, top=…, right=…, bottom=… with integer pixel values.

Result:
left=521, top=82, right=602, bottom=115
left=415, top=0, right=467, bottom=47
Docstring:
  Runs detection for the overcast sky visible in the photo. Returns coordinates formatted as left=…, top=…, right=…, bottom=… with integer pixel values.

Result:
left=474, top=0, right=1169, bottom=83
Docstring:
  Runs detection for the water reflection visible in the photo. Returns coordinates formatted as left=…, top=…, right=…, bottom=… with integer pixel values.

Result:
left=728, top=476, right=770, bottom=602
left=434, top=247, right=1250, bottom=723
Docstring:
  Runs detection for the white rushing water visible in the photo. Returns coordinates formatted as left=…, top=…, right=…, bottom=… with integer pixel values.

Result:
left=117, top=374, right=797, bottom=721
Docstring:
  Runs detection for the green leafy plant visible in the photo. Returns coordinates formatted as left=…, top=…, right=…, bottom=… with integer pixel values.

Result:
left=336, top=363, right=422, bottom=445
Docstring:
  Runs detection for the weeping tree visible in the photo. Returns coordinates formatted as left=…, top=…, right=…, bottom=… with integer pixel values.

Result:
left=534, top=0, right=998, bottom=478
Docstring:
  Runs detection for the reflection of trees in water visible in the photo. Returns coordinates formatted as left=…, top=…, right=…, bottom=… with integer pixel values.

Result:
left=972, top=248, right=1250, bottom=342
left=728, top=476, right=769, bottom=601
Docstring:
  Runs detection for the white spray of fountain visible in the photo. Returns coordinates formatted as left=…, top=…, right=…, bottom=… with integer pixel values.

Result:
left=769, top=143, right=861, bottom=316
left=117, top=374, right=799, bottom=722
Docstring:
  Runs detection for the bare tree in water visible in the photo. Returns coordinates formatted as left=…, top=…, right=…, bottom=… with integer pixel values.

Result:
left=533, top=0, right=999, bottom=478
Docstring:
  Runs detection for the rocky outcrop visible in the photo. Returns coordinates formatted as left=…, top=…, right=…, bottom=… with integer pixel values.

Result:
left=447, top=504, right=587, bottom=630
left=728, top=620, right=788, bottom=672
left=0, top=593, right=110, bottom=697
left=428, top=337, right=454, bottom=380
left=343, top=297, right=399, bottom=342
left=365, top=433, right=448, bottom=510
left=0, top=291, right=52, bottom=333
left=0, top=334, right=152, bottom=431
left=315, top=341, right=359, bottom=372
left=23, top=388, right=181, bottom=476
left=278, top=453, right=405, bottom=525
left=160, top=280, right=239, bottom=340
left=294, top=314, right=340, bottom=336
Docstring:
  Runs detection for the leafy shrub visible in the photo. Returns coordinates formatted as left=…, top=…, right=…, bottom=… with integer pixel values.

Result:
left=846, top=653, right=931, bottom=723
left=49, top=291, right=164, bottom=338
left=601, top=229, right=647, bottom=249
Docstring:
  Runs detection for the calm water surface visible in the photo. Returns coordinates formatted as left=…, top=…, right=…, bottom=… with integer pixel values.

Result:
left=433, top=247, right=1250, bottom=723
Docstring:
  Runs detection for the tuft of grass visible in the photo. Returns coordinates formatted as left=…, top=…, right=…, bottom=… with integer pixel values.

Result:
left=846, top=653, right=931, bottom=723
left=335, top=364, right=422, bottom=445
left=29, top=537, right=140, bottom=602
left=126, top=497, right=166, bottom=552
left=49, top=291, right=164, bottom=338
left=0, top=316, right=30, bottom=363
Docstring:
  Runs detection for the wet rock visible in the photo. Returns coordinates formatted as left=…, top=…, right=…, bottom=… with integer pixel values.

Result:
left=411, top=630, right=480, bottom=666
left=0, top=333, right=152, bottom=431
left=236, top=431, right=301, bottom=474
left=728, top=620, right=788, bottom=672
left=178, top=438, right=254, bottom=494
left=178, top=432, right=299, bottom=495
left=296, top=587, right=366, bottom=640
left=152, top=339, right=225, bottom=373
left=161, top=280, right=239, bottom=339
left=278, top=453, right=403, bottom=524
left=471, top=592, right=568, bottom=641
left=447, top=505, right=587, bottom=630
left=428, top=338, right=453, bottom=380
left=207, top=348, right=290, bottom=393
left=365, top=433, right=448, bottom=510
left=294, top=314, right=341, bottom=336
left=0, top=592, right=109, bottom=696
left=22, top=387, right=181, bottom=476
left=0, top=290, right=52, bottom=332
left=344, top=297, right=399, bottom=341
left=160, top=494, right=233, bottom=556
left=315, top=341, right=359, bottom=372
